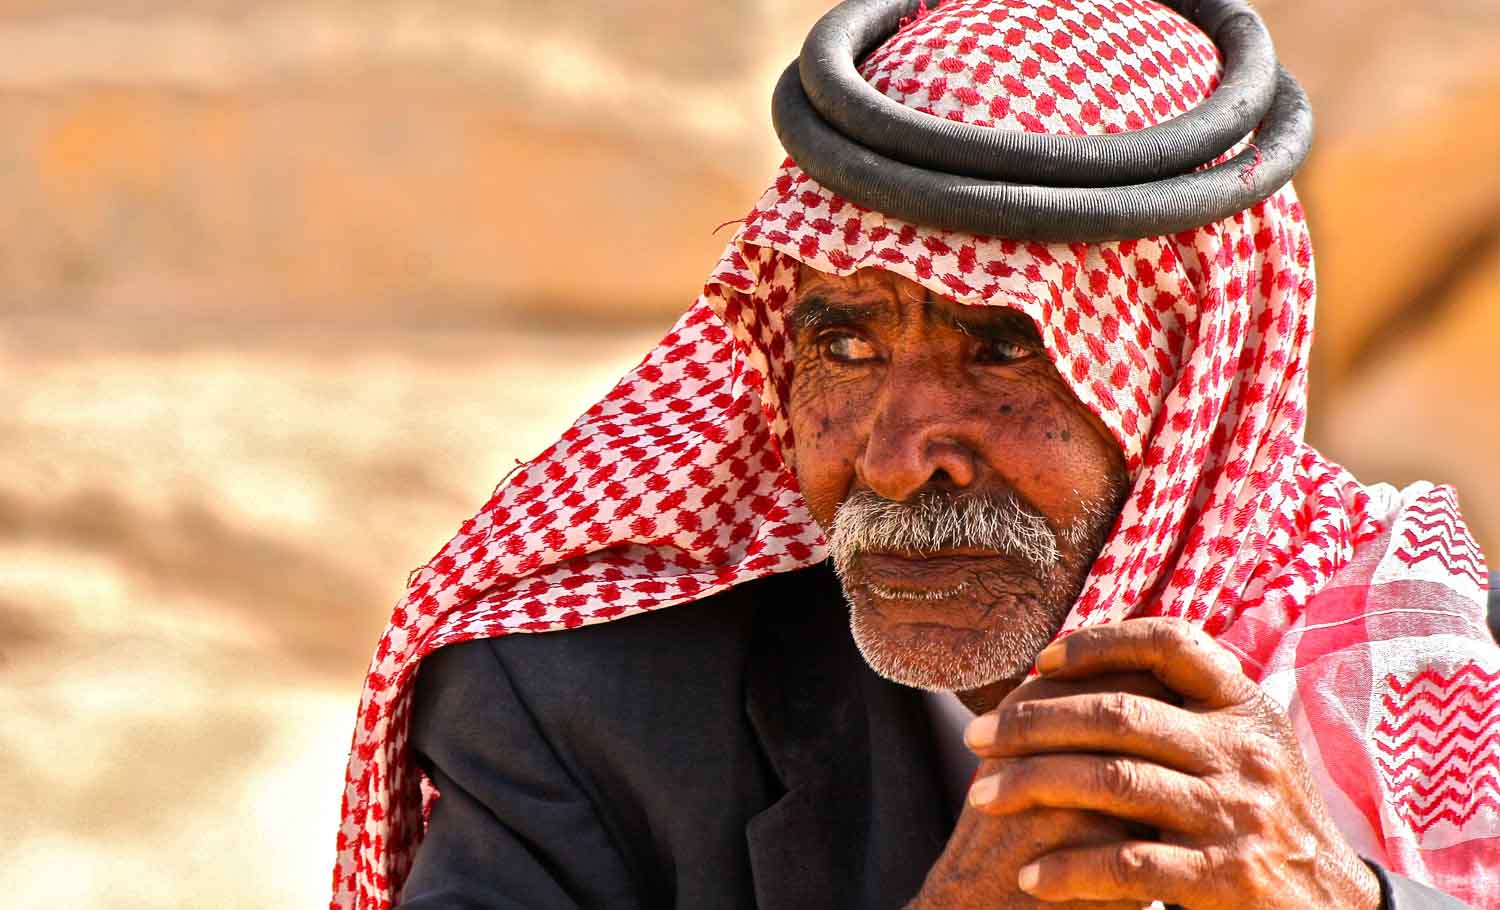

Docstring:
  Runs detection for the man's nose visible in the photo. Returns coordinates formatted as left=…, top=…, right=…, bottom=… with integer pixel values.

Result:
left=855, top=373, right=980, bottom=502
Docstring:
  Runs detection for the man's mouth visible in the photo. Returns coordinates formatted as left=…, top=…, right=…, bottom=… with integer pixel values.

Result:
left=864, top=580, right=971, bottom=601
left=854, top=550, right=1009, bottom=597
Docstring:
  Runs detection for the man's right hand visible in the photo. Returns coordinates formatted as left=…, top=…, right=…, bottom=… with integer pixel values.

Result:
left=907, top=672, right=1176, bottom=910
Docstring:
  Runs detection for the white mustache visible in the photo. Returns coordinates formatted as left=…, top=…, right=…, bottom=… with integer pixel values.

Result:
left=827, top=489, right=1060, bottom=579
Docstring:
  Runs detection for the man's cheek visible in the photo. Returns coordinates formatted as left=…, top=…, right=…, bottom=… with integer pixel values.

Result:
left=796, top=453, right=858, bottom=529
left=790, top=410, right=861, bottom=527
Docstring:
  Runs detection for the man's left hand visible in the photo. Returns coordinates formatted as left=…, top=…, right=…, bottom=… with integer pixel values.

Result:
left=963, top=617, right=1382, bottom=910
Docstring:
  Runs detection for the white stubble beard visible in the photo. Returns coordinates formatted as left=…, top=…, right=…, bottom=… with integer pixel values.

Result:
left=831, top=490, right=1120, bottom=692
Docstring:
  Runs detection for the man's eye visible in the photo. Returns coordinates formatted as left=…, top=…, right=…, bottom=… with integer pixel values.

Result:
left=820, top=333, right=880, bottom=363
left=974, top=339, right=1034, bottom=364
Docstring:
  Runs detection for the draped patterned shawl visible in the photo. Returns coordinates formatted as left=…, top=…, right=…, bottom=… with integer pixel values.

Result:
left=331, top=1, right=1499, bottom=907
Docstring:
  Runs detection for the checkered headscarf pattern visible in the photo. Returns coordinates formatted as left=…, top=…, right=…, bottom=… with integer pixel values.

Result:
left=331, top=2, right=1499, bottom=907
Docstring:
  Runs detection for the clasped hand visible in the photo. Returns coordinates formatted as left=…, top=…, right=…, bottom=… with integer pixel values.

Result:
left=910, top=618, right=1381, bottom=910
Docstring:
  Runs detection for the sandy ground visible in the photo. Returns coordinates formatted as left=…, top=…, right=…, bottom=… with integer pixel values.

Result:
left=0, top=315, right=667, bottom=909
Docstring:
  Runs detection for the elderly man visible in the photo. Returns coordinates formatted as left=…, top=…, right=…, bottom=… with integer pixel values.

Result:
left=330, top=1, right=1499, bottom=908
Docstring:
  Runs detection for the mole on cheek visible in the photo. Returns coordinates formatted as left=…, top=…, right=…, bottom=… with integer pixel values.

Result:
left=997, top=403, right=1013, bottom=415
left=1060, top=429, right=1072, bottom=442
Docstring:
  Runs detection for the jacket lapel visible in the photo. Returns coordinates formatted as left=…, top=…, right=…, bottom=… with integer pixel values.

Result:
left=742, top=566, right=951, bottom=910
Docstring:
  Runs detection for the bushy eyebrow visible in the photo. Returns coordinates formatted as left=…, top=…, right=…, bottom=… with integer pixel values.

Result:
left=932, top=304, right=1045, bottom=346
left=786, top=294, right=888, bottom=332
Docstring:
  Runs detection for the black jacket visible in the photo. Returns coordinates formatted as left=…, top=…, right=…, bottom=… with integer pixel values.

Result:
left=397, top=564, right=1466, bottom=910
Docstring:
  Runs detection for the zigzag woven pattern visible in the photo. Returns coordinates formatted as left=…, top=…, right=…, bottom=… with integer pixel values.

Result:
left=1377, top=664, right=1500, bottom=835
left=1393, top=487, right=1487, bottom=587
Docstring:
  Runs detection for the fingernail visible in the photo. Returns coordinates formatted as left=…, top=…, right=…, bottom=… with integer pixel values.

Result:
left=1035, top=642, right=1065, bottom=674
left=1017, top=862, right=1041, bottom=893
left=968, top=775, right=999, bottom=807
left=964, top=713, right=998, bottom=749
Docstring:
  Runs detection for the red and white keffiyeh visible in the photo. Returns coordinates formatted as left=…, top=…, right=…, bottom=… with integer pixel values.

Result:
left=331, top=1, right=1499, bottom=907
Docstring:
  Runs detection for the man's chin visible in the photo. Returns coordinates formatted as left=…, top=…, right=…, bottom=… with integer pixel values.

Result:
left=847, top=601, right=1050, bottom=693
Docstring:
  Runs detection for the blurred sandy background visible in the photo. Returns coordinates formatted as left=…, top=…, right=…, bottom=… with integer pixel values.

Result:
left=2, top=2, right=1496, bottom=907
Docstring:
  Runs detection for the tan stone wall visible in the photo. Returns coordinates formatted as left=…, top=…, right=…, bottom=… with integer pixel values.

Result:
left=3, top=4, right=1496, bottom=908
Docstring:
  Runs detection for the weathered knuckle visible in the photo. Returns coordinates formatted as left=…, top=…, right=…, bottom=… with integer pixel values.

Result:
left=1148, top=617, right=1194, bottom=653
left=1093, top=691, right=1141, bottom=733
left=1199, top=843, right=1231, bottom=878
left=1195, top=784, right=1236, bottom=833
left=1095, top=756, right=1139, bottom=798
left=1232, top=841, right=1280, bottom=894
left=1005, top=701, right=1039, bottom=739
left=1218, top=771, right=1280, bottom=831
left=1206, top=802, right=1238, bottom=836
left=1248, top=791, right=1286, bottom=832
left=1238, top=734, right=1284, bottom=783
left=1109, top=844, right=1152, bottom=885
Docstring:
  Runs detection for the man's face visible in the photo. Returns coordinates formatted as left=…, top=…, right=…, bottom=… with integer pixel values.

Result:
left=787, top=265, right=1129, bottom=693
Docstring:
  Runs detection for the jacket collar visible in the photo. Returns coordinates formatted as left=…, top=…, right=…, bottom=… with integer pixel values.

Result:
left=742, top=564, right=952, bottom=910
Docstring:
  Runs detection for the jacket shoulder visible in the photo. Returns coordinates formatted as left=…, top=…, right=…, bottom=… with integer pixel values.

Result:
left=418, top=574, right=770, bottom=723
left=409, top=569, right=832, bottom=906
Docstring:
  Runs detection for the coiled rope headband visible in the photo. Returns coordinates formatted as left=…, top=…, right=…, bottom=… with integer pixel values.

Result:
left=771, top=0, right=1313, bottom=242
